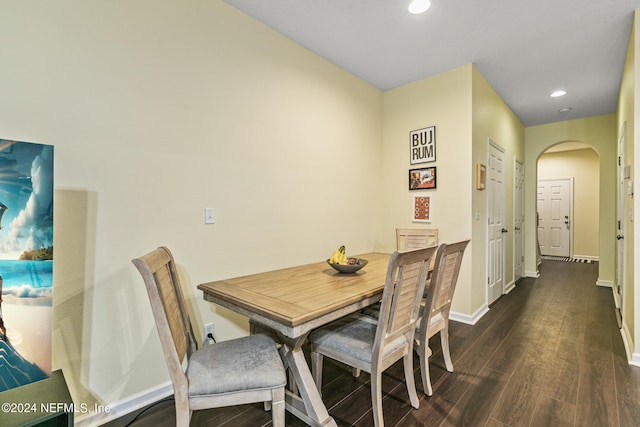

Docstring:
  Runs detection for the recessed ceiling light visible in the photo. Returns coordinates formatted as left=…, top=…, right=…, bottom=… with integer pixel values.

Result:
left=550, top=90, right=567, bottom=98
left=408, top=0, right=431, bottom=14
left=559, top=107, right=572, bottom=113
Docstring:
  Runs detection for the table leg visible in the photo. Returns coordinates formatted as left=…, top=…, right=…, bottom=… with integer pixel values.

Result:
left=278, top=334, right=337, bottom=427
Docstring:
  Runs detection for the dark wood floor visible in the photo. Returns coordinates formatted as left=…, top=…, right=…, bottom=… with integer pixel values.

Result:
left=108, top=260, right=640, bottom=426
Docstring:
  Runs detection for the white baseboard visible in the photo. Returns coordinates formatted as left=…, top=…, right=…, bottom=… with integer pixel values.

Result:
left=631, top=353, right=640, bottom=368
left=450, top=304, right=489, bottom=326
left=612, top=286, right=621, bottom=308
left=596, top=279, right=613, bottom=288
left=620, top=322, right=635, bottom=364
left=524, top=270, right=539, bottom=278
left=504, top=279, right=515, bottom=294
left=76, top=381, right=173, bottom=427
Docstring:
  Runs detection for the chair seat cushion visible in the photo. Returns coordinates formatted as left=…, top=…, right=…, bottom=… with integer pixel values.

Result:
left=309, top=313, right=408, bottom=364
left=187, top=334, right=286, bottom=397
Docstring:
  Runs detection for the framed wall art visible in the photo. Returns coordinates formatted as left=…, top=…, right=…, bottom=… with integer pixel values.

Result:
left=477, top=163, right=486, bottom=190
left=412, top=195, right=432, bottom=222
left=409, top=166, right=436, bottom=190
left=410, top=126, right=436, bottom=164
left=0, top=139, right=54, bottom=393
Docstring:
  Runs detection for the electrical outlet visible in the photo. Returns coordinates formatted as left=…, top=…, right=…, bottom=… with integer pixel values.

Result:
left=203, top=322, right=214, bottom=341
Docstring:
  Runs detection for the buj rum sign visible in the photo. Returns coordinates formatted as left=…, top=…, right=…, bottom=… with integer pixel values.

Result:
left=410, top=126, right=436, bottom=164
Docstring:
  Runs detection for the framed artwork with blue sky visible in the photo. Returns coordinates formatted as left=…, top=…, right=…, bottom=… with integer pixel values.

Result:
left=0, top=139, right=54, bottom=392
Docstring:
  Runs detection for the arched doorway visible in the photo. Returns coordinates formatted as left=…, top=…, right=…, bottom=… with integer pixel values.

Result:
left=536, top=141, right=600, bottom=263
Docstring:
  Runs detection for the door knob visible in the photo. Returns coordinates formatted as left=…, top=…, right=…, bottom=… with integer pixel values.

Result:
left=617, top=235, right=624, bottom=240
left=501, top=228, right=508, bottom=233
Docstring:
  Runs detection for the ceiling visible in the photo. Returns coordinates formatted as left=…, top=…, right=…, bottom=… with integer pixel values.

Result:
left=224, top=0, right=640, bottom=127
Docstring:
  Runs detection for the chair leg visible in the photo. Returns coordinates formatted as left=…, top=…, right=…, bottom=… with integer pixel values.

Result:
left=403, top=352, right=420, bottom=409
left=441, top=328, right=453, bottom=372
left=419, top=345, right=433, bottom=396
left=310, top=350, right=324, bottom=396
left=271, top=387, right=286, bottom=427
left=371, top=370, right=384, bottom=427
left=173, top=391, right=191, bottom=427
left=174, top=405, right=191, bottom=427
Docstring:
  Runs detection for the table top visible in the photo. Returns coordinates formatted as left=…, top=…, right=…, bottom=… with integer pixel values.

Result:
left=198, top=252, right=391, bottom=335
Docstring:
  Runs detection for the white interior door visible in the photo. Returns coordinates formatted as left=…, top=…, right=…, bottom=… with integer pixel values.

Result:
left=537, top=178, right=572, bottom=257
left=487, top=141, right=505, bottom=305
left=514, top=159, right=524, bottom=283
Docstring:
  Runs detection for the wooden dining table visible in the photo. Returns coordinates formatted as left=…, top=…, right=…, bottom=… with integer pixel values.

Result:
left=197, top=252, right=391, bottom=427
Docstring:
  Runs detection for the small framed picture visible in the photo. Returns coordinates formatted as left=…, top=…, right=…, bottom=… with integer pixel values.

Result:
left=477, top=163, right=486, bottom=190
left=409, top=167, right=436, bottom=190
left=412, top=195, right=432, bottom=223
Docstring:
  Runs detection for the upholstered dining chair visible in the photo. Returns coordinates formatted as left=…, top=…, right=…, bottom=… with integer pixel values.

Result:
left=396, top=228, right=439, bottom=251
left=309, top=246, right=437, bottom=427
left=415, top=239, right=470, bottom=396
left=132, top=247, right=287, bottom=427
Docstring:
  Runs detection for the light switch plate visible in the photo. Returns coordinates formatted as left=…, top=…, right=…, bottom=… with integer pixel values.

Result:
left=205, top=208, right=215, bottom=224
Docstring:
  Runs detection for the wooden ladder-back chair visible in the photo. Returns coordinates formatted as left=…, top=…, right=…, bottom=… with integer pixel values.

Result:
left=415, top=239, right=470, bottom=396
left=309, top=246, right=437, bottom=427
left=132, top=247, right=287, bottom=427
left=396, top=228, right=439, bottom=251
left=396, top=228, right=439, bottom=299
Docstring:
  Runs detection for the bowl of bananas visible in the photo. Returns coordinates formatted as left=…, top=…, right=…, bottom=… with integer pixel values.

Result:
left=327, top=245, right=368, bottom=274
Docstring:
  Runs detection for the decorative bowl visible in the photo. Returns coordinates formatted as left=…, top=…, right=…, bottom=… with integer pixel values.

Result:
left=327, top=258, right=368, bottom=274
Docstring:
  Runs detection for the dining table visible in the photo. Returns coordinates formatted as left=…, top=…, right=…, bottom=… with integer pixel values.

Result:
left=197, top=252, right=392, bottom=427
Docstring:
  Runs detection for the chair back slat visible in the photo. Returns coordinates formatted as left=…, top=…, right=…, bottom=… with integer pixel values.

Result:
left=396, top=228, right=439, bottom=251
left=155, top=262, right=190, bottom=360
left=132, top=247, right=196, bottom=374
left=423, top=240, right=470, bottom=329
left=376, top=247, right=437, bottom=355
left=388, top=262, right=420, bottom=331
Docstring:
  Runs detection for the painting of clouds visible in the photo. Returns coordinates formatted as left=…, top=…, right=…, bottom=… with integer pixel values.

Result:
left=0, top=139, right=53, bottom=392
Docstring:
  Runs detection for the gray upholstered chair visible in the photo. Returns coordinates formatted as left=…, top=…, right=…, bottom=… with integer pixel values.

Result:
left=309, top=247, right=437, bottom=427
left=415, top=239, right=469, bottom=396
left=132, top=247, right=287, bottom=427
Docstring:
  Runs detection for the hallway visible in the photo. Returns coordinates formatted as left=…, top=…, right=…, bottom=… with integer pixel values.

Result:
left=112, top=260, right=640, bottom=426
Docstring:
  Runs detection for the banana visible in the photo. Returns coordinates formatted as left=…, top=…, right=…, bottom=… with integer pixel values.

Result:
left=329, top=249, right=339, bottom=264
left=330, top=245, right=347, bottom=264
left=339, top=247, right=347, bottom=265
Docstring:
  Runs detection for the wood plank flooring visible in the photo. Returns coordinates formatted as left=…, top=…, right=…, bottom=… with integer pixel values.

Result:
left=106, top=260, right=640, bottom=426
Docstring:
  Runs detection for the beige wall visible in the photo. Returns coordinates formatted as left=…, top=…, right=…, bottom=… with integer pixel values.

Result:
left=381, top=65, right=525, bottom=320
left=381, top=64, right=474, bottom=315
left=632, top=10, right=639, bottom=364
left=538, top=148, right=600, bottom=259
left=524, top=115, right=617, bottom=283
left=471, top=67, right=525, bottom=309
left=0, top=0, right=383, bottom=419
